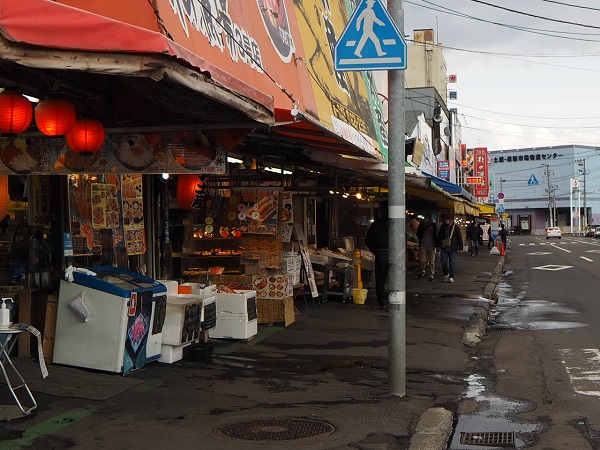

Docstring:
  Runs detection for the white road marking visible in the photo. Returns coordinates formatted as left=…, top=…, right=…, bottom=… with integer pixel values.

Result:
left=585, top=249, right=600, bottom=253
left=580, top=256, right=594, bottom=262
left=551, top=244, right=571, bottom=253
left=527, top=252, right=552, bottom=255
left=532, top=265, right=573, bottom=271
left=560, top=349, right=600, bottom=397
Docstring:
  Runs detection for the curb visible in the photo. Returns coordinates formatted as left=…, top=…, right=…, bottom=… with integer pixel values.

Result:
left=408, top=407, right=454, bottom=450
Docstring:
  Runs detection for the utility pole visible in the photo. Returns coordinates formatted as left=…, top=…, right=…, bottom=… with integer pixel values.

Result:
left=577, top=159, right=587, bottom=229
left=388, top=0, right=406, bottom=397
left=543, top=164, right=553, bottom=226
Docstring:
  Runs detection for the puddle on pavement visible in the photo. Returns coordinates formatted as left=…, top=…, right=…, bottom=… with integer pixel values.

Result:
left=491, top=298, right=587, bottom=331
left=492, top=278, right=587, bottom=331
left=449, top=374, right=538, bottom=449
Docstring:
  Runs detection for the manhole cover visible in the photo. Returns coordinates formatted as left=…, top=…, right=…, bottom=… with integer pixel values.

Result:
left=461, top=431, right=516, bottom=447
left=214, top=418, right=335, bottom=441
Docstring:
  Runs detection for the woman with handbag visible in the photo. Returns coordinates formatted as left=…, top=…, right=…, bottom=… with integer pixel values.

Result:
left=437, top=214, right=464, bottom=283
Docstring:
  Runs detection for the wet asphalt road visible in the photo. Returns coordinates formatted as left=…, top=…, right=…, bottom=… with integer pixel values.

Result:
left=450, top=234, right=600, bottom=449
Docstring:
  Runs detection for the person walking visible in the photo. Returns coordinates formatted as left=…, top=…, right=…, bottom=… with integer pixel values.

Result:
left=499, top=224, right=508, bottom=255
left=486, top=224, right=495, bottom=249
left=467, top=221, right=483, bottom=256
left=365, top=201, right=389, bottom=310
left=417, top=213, right=438, bottom=281
left=437, top=214, right=463, bottom=283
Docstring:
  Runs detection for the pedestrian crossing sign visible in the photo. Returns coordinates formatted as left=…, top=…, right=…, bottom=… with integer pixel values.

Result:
left=334, top=0, right=407, bottom=72
left=528, top=174, right=539, bottom=186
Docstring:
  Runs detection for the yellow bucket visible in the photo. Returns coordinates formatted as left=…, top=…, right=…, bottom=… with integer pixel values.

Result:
left=352, top=288, right=368, bottom=305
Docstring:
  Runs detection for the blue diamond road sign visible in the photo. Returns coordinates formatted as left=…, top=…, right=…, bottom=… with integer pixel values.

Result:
left=334, top=0, right=407, bottom=72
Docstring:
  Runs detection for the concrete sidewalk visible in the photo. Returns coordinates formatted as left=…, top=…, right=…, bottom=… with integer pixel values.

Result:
left=0, top=250, right=504, bottom=450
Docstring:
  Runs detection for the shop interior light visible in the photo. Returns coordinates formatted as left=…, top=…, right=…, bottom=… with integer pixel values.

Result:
left=161, top=173, right=170, bottom=180
left=227, top=156, right=243, bottom=164
left=0, top=91, right=33, bottom=134
left=264, top=166, right=292, bottom=175
left=356, top=192, right=363, bottom=200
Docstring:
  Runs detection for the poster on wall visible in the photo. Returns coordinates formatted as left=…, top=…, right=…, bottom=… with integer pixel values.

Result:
left=91, top=183, right=120, bottom=229
left=238, top=191, right=279, bottom=235
left=68, top=174, right=127, bottom=255
left=121, top=174, right=146, bottom=255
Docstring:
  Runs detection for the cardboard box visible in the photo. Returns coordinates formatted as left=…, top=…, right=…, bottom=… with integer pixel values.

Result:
left=257, top=297, right=295, bottom=326
left=251, top=274, right=293, bottom=299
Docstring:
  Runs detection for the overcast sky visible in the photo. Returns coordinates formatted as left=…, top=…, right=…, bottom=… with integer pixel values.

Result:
left=404, top=0, right=600, bottom=152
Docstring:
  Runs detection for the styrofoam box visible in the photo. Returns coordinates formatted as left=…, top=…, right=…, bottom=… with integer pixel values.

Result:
left=210, top=316, right=257, bottom=340
left=216, top=290, right=255, bottom=314
left=158, top=343, right=189, bottom=364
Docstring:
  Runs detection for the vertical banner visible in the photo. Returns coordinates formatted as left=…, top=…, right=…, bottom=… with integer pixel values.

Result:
left=437, top=160, right=450, bottom=180
left=31, top=175, right=50, bottom=227
left=474, top=147, right=489, bottom=198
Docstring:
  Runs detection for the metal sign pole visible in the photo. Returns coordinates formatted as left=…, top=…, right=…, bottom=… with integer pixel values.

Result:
left=387, top=0, right=406, bottom=397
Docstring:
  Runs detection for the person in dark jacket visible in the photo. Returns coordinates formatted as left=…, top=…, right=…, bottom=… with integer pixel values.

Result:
left=467, top=221, right=483, bottom=256
left=487, top=224, right=495, bottom=249
left=437, top=214, right=463, bottom=283
left=499, top=224, right=508, bottom=253
left=365, top=201, right=389, bottom=310
left=416, top=213, right=438, bottom=281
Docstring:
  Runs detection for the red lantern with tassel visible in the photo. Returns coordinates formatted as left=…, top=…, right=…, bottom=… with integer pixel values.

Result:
left=177, top=175, right=205, bottom=211
left=0, top=91, right=33, bottom=134
left=66, top=118, right=105, bottom=155
left=35, top=98, right=77, bottom=136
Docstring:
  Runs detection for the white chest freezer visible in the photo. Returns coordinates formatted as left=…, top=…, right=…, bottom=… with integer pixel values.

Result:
left=53, top=267, right=167, bottom=375
left=211, top=290, right=258, bottom=340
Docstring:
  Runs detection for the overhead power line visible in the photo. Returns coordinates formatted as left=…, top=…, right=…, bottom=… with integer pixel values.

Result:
left=467, top=0, right=600, bottom=30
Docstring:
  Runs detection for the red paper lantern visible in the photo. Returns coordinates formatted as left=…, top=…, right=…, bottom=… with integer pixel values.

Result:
left=35, top=98, right=77, bottom=136
left=177, top=174, right=205, bottom=211
left=66, top=118, right=105, bottom=154
left=0, top=91, right=33, bottom=134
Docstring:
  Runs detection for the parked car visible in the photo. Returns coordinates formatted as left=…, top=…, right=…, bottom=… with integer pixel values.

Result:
left=595, top=228, right=600, bottom=238
left=586, top=226, right=597, bottom=237
left=507, top=226, right=522, bottom=235
left=545, top=226, right=562, bottom=239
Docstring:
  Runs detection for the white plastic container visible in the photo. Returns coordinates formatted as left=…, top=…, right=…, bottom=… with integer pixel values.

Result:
left=0, top=298, right=11, bottom=327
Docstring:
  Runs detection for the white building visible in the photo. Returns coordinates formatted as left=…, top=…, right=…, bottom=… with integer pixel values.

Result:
left=489, top=145, right=600, bottom=234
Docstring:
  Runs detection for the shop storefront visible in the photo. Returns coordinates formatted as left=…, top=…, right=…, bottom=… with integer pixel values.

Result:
left=0, top=0, right=395, bottom=372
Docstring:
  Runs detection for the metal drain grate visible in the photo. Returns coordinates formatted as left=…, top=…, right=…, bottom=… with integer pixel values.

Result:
left=214, top=418, right=335, bottom=441
left=461, top=431, right=516, bottom=447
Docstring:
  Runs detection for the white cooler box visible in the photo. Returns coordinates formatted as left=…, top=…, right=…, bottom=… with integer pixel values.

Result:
left=211, top=290, right=258, bottom=340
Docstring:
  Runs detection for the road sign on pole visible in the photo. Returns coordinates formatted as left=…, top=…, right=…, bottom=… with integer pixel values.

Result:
left=334, top=0, right=407, bottom=72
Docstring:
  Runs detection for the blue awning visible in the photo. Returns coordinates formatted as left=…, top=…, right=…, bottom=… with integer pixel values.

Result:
left=422, top=171, right=462, bottom=195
